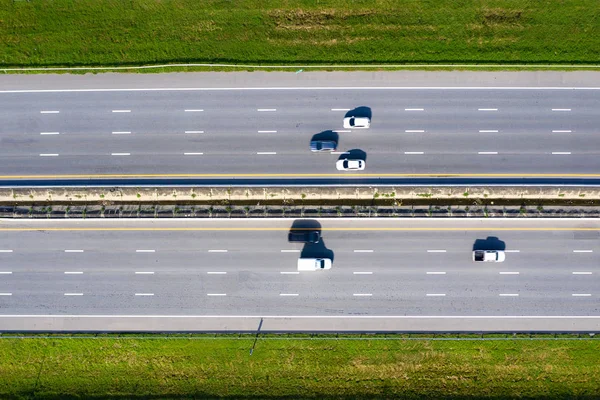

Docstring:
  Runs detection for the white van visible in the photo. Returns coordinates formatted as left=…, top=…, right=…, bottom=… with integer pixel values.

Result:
left=297, top=258, right=332, bottom=271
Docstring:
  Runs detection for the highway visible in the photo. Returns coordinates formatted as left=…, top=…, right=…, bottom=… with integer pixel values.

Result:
left=0, top=218, right=599, bottom=331
left=1, top=74, right=600, bottom=180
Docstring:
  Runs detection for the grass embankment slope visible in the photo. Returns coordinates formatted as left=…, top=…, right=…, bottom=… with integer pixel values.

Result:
left=0, top=0, right=598, bottom=69
left=0, top=337, right=599, bottom=399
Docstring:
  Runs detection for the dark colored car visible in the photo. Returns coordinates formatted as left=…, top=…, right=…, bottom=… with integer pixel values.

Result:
left=288, top=230, right=321, bottom=243
left=310, top=140, right=337, bottom=152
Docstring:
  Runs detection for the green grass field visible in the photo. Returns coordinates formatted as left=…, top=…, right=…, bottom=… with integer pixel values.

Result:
left=1, top=0, right=598, bottom=69
left=1, top=336, right=599, bottom=399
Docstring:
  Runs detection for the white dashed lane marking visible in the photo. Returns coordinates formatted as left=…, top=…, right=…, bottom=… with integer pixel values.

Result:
left=354, top=250, right=374, bottom=253
left=281, top=250, right=300, bottom=253
left=64, top=271, right=83, bottom=275
left=478, top=151, right=498, bottom=155
left=135, top=249, right=156, bottom=253
left=40, top=132, right=60, bottom=135
left=111, top=153, right=131, bottom=156
left=40, top=154, right=59, bottom=157
left=64, top=293, right=83, bottom=296
left=499, top=272, right=520, bottom=275
left=426, top=272, right=446, bottom=275
left=112, top=131, right=131, bottom=135
left=135, top=293, right=154, bottom=296
left=40, top=110, right=60, bottom=114
left=207, top=271, right=227, bottom=275
left=207, top=293, right=227, bottom=296
left=280, top=293, right=299, bottom=297
left=208, top=249, right=228, bottom=253
left=405, top=108, right=424, bottom=111
left=478, top=108, right=498, bottom=111
left=0, top=271, right=13, bottom=274
left=405, top=130, right=425, bottom=133
left=184, top=131, right=205, bottom=134
left=0, top=293, right=12, bottom=296
left=405, top=151, right=424, bottom=155
left=184, top=109, right=204, bottom=112
left=572, top=294, right=592, bottom=297
left=257, top=109, right=276, bottom=112
left=499, top=293, right=519, bottom=297
left=552, top=108, right=571, bottom=111
left=353, top=272, right=373, bottom=275
left=572, top=272, right=593, bottom=275
left=183, top=153, right=204, bottom=155
left=426, top=293, right=446, bottom=297
left=353, top=293, right=372, bottom=297
left=281, top=271, right=300, bottom=275
left=112, top=109, right=131, bottom=113
left=135, top=271, right=155, bottom=275
left=479, top=130, right=499, bottom=133
left=256, top=152, right=277, bottom=155
left=331, top=108, right=350, bottom=111
left=0, top=250, right=14, bottom=253
left=552, top=130, right=572, bottom=133
left=258, top=131, right=277, bottom=133
left=427, top=250, right=447, bottom=253
left=552, top=152, right=571, bottom=155
left=64, top=249, right=84, bottom=253
left=573, top=250, right=593, bottom=253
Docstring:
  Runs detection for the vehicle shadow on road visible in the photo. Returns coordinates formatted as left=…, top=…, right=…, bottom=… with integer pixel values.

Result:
left=472, top=236, right=506, bottom=251
left=344, top=106, right=372, bottom=120
left=310, top=130, right=339, bottom=144
left=337, top=149, right=367, bottom=162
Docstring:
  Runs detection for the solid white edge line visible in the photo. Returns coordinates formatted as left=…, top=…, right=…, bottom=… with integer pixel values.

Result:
left=426, top=272, right=446, bottom=275
left=40, top=132, right=60, bottom=135
left=353, top=293, right=372, bottom=297
left=552, top=152, right=571, bottom=155
left=572, top=294, right=592, bottom=297
left=112, top=110, right=131, bottom=113
left=184, top=109, right=204, bottom=112
left=135, top=250, right=156, bottom=253
left=40, top=110, right=59, bottom=113
left=354, top=250, right=374, bottom=253
left=112, top=131, right=131, bottom=135
left=573, top=250, right=593, bottom=253
left=478, top=151, right=498, bottom=154
left=135, top=271, right=155, bottom=275
left=184, top=131, right=205, bottom=134
left=426, top=294, right=446, bottom=297
left=183, top=152, right=204, bottom=155
left=353, top=271, right=373, bottom=275
left=208, top=249, right=228, bottom=253
left=280, top=271, right=300, bottom=275
left=207, top=293, right=227, bottom=296
left=427, top=250, right=447, bottom=253
left=64, top=293, right=83, bottom=296
left=499, top=294, right=519, bottom=297
left=207, top=271, right=227, bottom=275
left=3, top=314, right=600, bottom=319
left=279, top=293, right=299, bottom=297
left=572, top=272, right=592, bottom=275
left=39, top=154, right=59, bottom=157
left=499, top=272, right=520, bottom=275
left=64, top=271, right=83, bottom=275
left=135, top=293, right=154, bottom=296
left=281, top=249, right=300, bottom=253
left=552, top=130, right=572, bottom=133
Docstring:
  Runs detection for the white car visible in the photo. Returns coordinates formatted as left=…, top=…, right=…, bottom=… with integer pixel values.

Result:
left=336, top=159, right=365, bottom=171
left=343, top=116, right=370, bottom=129
left=472, top=250, right=506, bottom=262
left=297, top=258, right=332, bottom=271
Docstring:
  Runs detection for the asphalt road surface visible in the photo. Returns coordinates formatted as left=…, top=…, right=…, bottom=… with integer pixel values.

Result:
left=1, top=74, right=600, bottom=180
left=0, top=218, right=599, bottom=331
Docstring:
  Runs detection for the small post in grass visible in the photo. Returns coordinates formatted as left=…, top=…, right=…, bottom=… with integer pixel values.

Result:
left=250, top=318, right=264, bottom=356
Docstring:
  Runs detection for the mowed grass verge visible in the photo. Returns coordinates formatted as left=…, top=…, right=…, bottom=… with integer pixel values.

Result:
left=0, top=337, right=599, bottom=399
left=0, top=0, right=599, bottom=69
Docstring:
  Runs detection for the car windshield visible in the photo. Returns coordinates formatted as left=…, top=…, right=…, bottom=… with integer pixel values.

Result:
left=343, top=160, right=349, bottom=168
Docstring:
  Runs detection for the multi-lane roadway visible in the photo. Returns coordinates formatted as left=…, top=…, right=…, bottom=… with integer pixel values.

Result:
left=1, top=75, right=599, bottom=181
left=0, top=218, right=598, bottom=331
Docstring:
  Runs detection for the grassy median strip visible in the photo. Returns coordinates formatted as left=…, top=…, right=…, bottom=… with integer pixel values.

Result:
left=0, top=337, right=599, bottom=399
left=1, top=0, right=599, bottom=69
